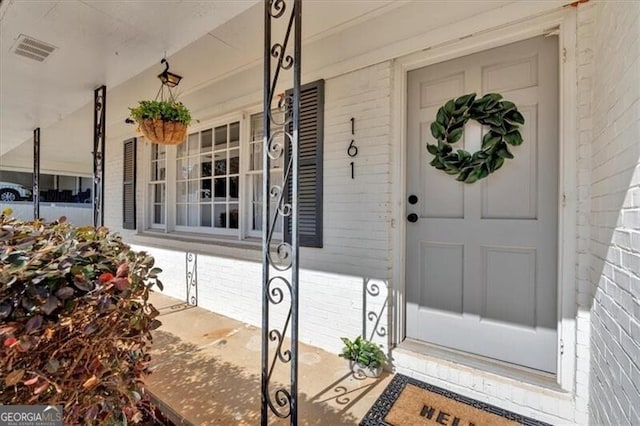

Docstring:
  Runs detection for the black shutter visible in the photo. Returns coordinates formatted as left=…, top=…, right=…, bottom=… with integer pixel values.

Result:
left=122, top=138, right=137, bottom=230
left=284, top=79, right=324, bottom=248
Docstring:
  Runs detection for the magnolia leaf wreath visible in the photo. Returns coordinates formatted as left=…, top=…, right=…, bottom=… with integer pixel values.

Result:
left=427, top=93, right=525, bottom=184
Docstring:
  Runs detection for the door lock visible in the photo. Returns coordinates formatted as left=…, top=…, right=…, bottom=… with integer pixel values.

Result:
left=408, top=195, right=418, bottom=204
left=407, top=213, right=418, bottom=223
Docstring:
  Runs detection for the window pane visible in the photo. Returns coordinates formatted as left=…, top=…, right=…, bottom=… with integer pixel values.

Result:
left=229, top=149, right=239, bottom=174
left=201, top=179, right=212, bottom=200
left=188, top=157, right=200, bottom=179
left=188, top=133, right=199, bottom=156
left=253, top=202, right=262, bottom=231
left=229, top=122, right=240, bottom=148
left=201, top=154, right=212, bottom=177
left=188, top=204, right=198, bottom=227
left=176, top=182, right=187, bottom=203
left=229, top=204, right=239, bottom=229
left=214, top=204, right=226, bottom=228
left=153, top=204, right=164, bottom=224
left=214, top=178, right=226, bottom=199
left=153, top=144, right=166, bottom=161
left=154, top=161, right=166, bottom=181
left=153, top=183, right=165, bottom=203
left=229, top=176, right=239, bottom=201
left=177, top=204, right=187, bottom=226
left=188, top=181, right=199, bottom=203
left=214, top=151, right=227, bottom=176
left=178, top=135, right=191, bottom=158
left=214, top=125, right=227, bottom=149
left=177, top=159, right=189, bottom=180
left=250, top=141, right=262, bottom=171
left=251, top=113, right=263, bottom=141
left=252, top=174, right=263, bottom=204
left=201, top=129, right=213, bottom=152
left=200, top=204, right=212, bottom=227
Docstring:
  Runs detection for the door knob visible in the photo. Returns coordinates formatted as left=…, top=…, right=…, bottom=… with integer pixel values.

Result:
left=408, top=195, right=418, bottom=204
left=407, top=213, right=418, bottom=223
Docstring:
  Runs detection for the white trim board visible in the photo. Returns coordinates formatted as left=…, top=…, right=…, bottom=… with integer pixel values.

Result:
left=390, top=6, right=578, bottom=394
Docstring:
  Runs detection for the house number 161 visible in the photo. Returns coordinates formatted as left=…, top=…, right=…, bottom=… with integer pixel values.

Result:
left=348, top=117, right=358, bottom=179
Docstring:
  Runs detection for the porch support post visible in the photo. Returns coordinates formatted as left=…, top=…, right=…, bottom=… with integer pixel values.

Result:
left=93, top=85, right=106, bottom=227
left=261, top=0, right=301, bottom=424
left=33, top=128, right=40, bottom=219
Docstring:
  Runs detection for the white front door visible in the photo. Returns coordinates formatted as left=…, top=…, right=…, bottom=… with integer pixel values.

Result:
left=406, top=36, right=559, bottom=373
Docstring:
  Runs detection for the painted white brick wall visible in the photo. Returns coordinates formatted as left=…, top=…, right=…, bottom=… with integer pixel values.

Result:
left=586, top=1, right=640, bottom=425
left=103, top=62, right=393, bottom=356
left=574, top=4, right=596, bottom=425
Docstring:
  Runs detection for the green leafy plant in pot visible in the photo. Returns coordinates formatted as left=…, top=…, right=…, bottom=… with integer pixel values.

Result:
left=129, top=100, right=192, bottom=145
left=339, top=336, right=387, bottom=378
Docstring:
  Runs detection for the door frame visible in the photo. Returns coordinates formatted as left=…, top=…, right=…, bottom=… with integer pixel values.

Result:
left=390, top=7, right=578, bottom=391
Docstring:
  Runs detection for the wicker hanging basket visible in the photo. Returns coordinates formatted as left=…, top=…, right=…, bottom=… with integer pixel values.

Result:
left=138, top=119, right=187, bottom=145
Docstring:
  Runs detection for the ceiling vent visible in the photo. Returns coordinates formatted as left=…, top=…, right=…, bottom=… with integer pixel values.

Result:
left=12, top=34, right=56, bottom=62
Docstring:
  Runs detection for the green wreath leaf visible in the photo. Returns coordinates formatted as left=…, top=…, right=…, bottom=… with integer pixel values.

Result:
left=431, top=121, right=446, bottom=139
left=426, top=92, right=525, bottom=183
left=447, top=127, right=464, bottom=144
left=504, top=131, right=523, bottom=146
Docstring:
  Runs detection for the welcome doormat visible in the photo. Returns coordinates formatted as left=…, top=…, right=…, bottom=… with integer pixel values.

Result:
left=360, top=374, right=552, bottom=426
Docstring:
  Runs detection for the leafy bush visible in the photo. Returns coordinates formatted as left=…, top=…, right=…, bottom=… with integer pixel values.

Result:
left=338, top=336, right=387, bottom=369
left=0, top=211, right=163, bottom=424
left=129, top=100, right=192, bottom=125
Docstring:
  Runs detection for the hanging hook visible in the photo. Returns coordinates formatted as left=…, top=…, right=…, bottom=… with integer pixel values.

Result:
left=160, top=58, right=170, bottom=75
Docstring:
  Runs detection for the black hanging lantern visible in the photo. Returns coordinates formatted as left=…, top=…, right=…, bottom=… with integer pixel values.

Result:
left=157, top=58, right=182, bottom=87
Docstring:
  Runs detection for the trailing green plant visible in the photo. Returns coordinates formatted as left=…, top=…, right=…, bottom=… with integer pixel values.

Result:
left=338, top=336, right=387, bottom=369
left=129, top=99, right=192, bottom=125
left=0, top=210, right=163, bottom=424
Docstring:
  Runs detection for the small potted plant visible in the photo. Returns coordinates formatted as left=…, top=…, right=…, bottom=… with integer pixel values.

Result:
left=339, top=336, right=387, bottom=378
left=129, top=99, right=191, bottom=145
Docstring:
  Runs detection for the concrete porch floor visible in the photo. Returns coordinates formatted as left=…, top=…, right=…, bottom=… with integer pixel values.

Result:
left=145, top=292, right=392, bottom=425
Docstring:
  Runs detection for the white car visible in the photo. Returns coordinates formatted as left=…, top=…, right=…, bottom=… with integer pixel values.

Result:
left=0, top=181, right=32, bottom=202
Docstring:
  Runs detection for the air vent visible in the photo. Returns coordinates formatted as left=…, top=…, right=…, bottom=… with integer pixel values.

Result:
left=12, top=34, right=56, bottom=62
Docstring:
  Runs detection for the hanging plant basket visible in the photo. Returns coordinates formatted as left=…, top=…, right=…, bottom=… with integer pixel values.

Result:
left=138, top=118, right=188, bottom=145
left=129, top=100, right=191, bottom=146
left=128, top=59, right=191, bottom=145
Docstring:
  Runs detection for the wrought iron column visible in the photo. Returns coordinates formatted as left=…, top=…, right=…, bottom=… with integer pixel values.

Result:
left=262, top=0, right=301, bottom=424
left=93, top=85, right=106, bottom=227
left=33, top=128, right=40, bottom=219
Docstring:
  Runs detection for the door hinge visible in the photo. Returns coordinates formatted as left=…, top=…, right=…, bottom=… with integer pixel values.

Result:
left=562, top=47, right=567, bottom=63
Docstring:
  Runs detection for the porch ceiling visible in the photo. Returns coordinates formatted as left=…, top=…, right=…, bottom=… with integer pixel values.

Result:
left=0, top=0, right=259, bottom=158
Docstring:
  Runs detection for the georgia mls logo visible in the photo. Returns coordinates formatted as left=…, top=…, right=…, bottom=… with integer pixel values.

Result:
left=0, top=405, right=62, bottom=426
left=42, top=406, right=61, bottom=417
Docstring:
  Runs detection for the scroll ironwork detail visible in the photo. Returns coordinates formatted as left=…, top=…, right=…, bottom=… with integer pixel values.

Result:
left=262, top=0, right=301, bottom=424
left=363, top=279, right=388, bottom=341
left=186, top=252, right=198, bottom=306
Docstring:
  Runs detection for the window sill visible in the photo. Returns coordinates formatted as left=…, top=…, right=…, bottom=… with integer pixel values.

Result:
left=130, top=229, right=263, bottom=262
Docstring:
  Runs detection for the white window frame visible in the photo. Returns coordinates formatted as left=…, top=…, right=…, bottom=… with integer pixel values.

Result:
left=148, top=143, right=167, bottom=230
left=143, top=108, right=283, bottom=242
left=173, top=115, right=242, bottom=236
left=243, top=106, right=285, bottom=240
